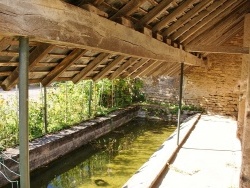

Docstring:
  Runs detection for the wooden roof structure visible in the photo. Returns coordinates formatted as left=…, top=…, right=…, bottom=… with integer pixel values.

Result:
left=0, top=0, right=249, bottom=90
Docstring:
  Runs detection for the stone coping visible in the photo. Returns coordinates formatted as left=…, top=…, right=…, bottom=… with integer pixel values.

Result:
left=122, top=113, right=201, bottom=188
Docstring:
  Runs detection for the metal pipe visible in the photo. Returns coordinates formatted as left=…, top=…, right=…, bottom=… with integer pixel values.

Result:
left=88, top=80, right=93, bottom=117
left=18, top=36, right=30, bottom=188
left=177, top=63, right=184, bottom=146
left=43, top=86, right=48, bottom=133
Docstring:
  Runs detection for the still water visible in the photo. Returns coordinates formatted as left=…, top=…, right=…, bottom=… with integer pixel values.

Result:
left=29, top=118, right=175, bottom=188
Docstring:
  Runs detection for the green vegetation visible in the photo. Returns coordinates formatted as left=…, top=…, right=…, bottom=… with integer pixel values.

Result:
left=0, top=78, right=145, bottom=150
left=0, top=77, right=203, bottom=151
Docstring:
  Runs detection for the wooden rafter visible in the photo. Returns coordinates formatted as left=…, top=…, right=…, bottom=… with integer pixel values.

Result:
left=143, top=61, right=165, bottom=76
left=0, top=37, right=13, bottom=51
left=1, top=43, right=54, bottom=91
left=93, top=0, right=104, bottom=6
left=137, top=0, right=172, bottom=26
left=153, top=0, right=197, bottom=32
left=169, top=0, right=229, bottom=40
left=121, top=58, right=149, bottom=78
left=93, top=55, right=125, bottom=81
left=0, top=71, right=12, bottom=77
left=179, top=0, right=241, bottom=44
left=218, top=21, right=244, bottom=46
left=186, top=2, right=247, bottom=46
left=163, top=0, right=212, bottom=36
left=130, top=60, right=158, bottom=78
left=109, top=58, right=138, bottom=79
left=0, top=62, right=18, bottom=66
left=41, top=49, right=86, bottom=86
left=72, top=52, right=110, bottom=83
left=110, top=0, right=147, bottom=20
left=186, top=45, right=249, bottom=54
left=151, top=62, right=173, bottom=76
left=165, top=63, right=179, bottom=76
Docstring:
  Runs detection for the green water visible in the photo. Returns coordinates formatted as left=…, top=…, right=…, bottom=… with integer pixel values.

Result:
left=30, top=118, right=176, bottom=188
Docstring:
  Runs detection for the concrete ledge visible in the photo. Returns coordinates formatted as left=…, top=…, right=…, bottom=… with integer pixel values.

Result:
left=0, top=106, right=139, bottom=187
left=122, top=113, right=201, bottom=188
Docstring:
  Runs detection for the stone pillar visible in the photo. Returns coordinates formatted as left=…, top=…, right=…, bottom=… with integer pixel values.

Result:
left=240, top=13, right=250, bottom=188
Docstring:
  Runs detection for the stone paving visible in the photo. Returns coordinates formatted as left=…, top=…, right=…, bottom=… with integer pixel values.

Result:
left=157, top=115, right=241, bottom=188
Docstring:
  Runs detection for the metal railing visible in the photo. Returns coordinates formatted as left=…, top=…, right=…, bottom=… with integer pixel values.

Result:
left=0, top=152, right=20, bottom=188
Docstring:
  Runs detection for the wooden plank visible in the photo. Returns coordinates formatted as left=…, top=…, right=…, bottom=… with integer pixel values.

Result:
left=153, top=0, right=197, bottom=32
left=153, top=62, right=174, bottom=76
left=186, top=3, right=247, bottom=46
left=109, top=58, right=138, bottom=79
left=0, top=0, right=203, bottom=66
left=216, top=21, right=244, bottom=46
left=0, top=37, right=13, bottom=51
left=41, top=49, right=86, bottom=86
left=130, top=60, right=158, bottom=78
left=121, top=58, right=149, bottom=78
left=34, top=62, right=59, bottom=67
left=163, top=0, right=212, bottom=36
left=93, top=55, right=125, bottom=81
left=72, top=53, right=110, bottom=83
left=137, top=0, right=173, bottom=26
left=185, top=45, right=249, bottom=54
left=0, top=62, right=18, bottom=66
left=93, top=0, right=104, bottom=6
left=0, top=51, right=19, bottom=56
left=144, top=61, right=165, bottom=76
left=110, top=0, right=147, bottom=20
left=1, top=43, right=54, bottom=90
left=0, top=71, right=11, bottom=76
left=169, top=0, right=230, bottom=40
left=179, top=0, right=240, bottom=44
left=80, top=4, right=108, bottom=18
left=165, top=63, right=179, bottom=76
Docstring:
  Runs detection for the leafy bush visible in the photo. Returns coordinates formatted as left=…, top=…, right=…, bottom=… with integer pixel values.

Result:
left=0, top=78, right=146, bottom=150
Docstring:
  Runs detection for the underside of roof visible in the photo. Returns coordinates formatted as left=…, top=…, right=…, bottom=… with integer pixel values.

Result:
left=0, top=0, right=249, bottom=90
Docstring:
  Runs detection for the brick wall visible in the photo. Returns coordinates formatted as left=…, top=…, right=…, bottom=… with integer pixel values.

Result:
left=142, top=76, right=179, bottom=104
left=183, top=54, right=242, bottom=117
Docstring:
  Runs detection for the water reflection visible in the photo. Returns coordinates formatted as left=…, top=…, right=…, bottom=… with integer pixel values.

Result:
left=29, top=118, right=175, bottom=188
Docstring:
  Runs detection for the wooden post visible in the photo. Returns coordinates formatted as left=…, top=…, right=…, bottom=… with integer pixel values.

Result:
left=240, top=13, right=250, bottom=188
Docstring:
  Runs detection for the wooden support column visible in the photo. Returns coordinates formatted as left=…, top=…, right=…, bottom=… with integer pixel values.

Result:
left=240, top=13, right=250, bottom=188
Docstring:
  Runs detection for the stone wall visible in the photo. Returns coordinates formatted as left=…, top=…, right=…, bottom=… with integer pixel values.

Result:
left=183, top=54, right=242, bottom=117
left=142, top=76, right=179, bottom=104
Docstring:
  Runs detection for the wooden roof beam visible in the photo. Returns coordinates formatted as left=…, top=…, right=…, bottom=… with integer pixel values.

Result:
left=217, top=21, right=244, bottom=46
left=163, top=0, right=212, bottom=36
left=151, top=62, right=173, bottom=76
left=137, top=0, right=173, bottom=26
left=186, top=3, right=248, bottom=46
left=153, top=0, right=197, bottom=32
left=41, top=49, right=86, bottom=86
left=186, top=45, right=249, bottom=54
left=93, top=55, right=125, bottom=81
left=109, top=58, right=138, bottom=79
left=143, top=61, right=165, bottom=76
left=1, top=43, right=54, bottom=91
left=130, top=60, right=158, bottom=79
left=72, top=52, right=110, bottom=83
left=179, top=0, right=242, bottom=44
left=121, top=58, right=149, bottom=78
left=168, top=0, right=230, bottom=40
left=0, top=37, right=14, bottom=51
left=110, top=0, right=147, bottom=20
left=0, top=0, right=203, bottom=67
